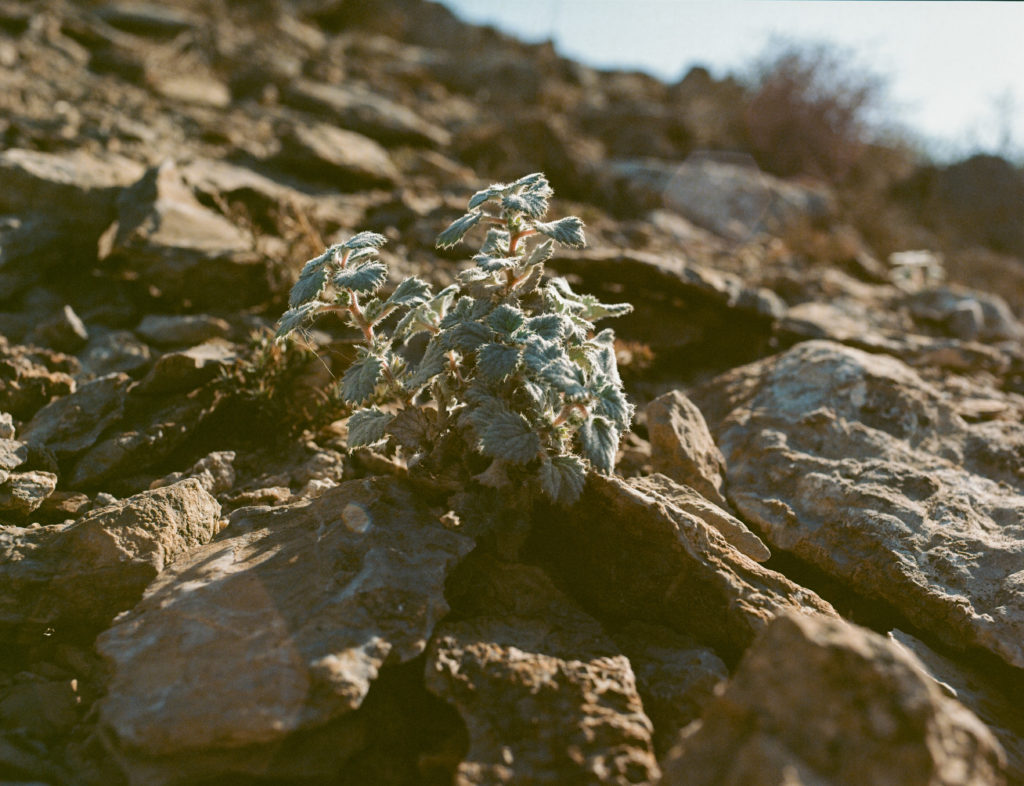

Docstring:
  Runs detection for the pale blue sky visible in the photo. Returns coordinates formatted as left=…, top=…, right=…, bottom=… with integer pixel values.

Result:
left=438, top=1, right=1024, bottom=160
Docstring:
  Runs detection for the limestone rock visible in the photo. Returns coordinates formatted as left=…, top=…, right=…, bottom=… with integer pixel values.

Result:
left=96, top=477, right=473, bottom=783
left=0, top=479, right=221, bottom=635
left=150, top=450, right=236, bottom=496
left=0, top=337, right=76, bottom=421
left=274, top=121, right=400, bottom=189
left=134, top=341, right=236, bottom=396
left=283, top=78, right=450, bottom=148
left=427, top=559, right=660, bottom=785
left=691, top=340, right=1024, bottom=669
left=134, top=314, right=231, bottom=348
left=660, top=612, right=1007, bottom=786
left=20, top=373, right=130, bottom=459
left=100, top=162, right=277, bottom=309
left=533, top=474, right=835, bottom=659
left=0, top=470, right=57, bottom=518
left=646, top=389, right=728, bottom=507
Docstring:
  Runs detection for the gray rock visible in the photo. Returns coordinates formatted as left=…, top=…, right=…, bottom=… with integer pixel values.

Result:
left=888, top=630, right=1024, bottom=784
left=282, top=78, right=450, bottom=148
left=691, top=340, right=1024, bottom=669
left=647, top=390, right=729, bottom=508
left=150, top=450, right=236, bottom=496
left=426, top=559, right=660, bottom=785
left=274, top=122, right=399, bottom=189
left=134, top=341, right=236, bottom=395
left=612, top=621, right=728, bottom=756
left=533, top=474, right=835, bottom=658
left=631, top=474, right=770, bottom=563
left=660, top=613, right=1007, bottom=786
left=0, top=470, right=57, bottom=518
left=0, top=337, right=77, bottom=421
left=0, top=479, right=221, bottom=634
left=29, top=305, right=89, bottom=354
left=134, top=314, right=231, bottom=348
left=0, top=413, right=14, bottom=440
left=97, top=2, right=200, bottom=37
left=904, top=285, right=1024, bottom=343
left=78, top=330, right=153, bottom=378
left=606, top=157, right=835, bottom=242
left=96, top=478, right=472, bottom=783
left=0, top=438, right=28, bottom=471
left=20, top=374, right=130, bottom=459
left=0, top=148, right=143, bottom=230
left=100, top=162, right=277, bottom=310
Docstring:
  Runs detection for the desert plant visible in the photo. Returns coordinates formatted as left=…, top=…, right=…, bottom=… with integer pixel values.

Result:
left=275, top=173, right=634, bottom=504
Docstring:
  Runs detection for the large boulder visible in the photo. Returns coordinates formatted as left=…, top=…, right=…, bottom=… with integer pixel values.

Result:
left=427, top=559, right=660, bottom=785
left=0, top=479, right=221, bottom=636
left=691, top=340, right=1024, bottom=669
left=96, top=477, right=473, bottom=784
left=532, top=473, right=834, bottom=659
left=660, top=612, right=1007, bottom=786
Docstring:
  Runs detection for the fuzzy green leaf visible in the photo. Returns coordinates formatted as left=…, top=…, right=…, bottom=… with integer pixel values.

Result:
left=468, top=184, right=505, bottom=210
left=342, top=231, right=387, bottom=250
left=523, top=238, right=554, bottom=267
left=480, top=228, right=510, bottom=256
left=515, top=262, right=544, bottom=296
left=386, top=406, right=435, bottom=451
left=534, top=217, right=586, bottom=248
left=487, top=304, right=525, bottom=337
left=437, top=211, right=484, bottom=249
left=449, top=321, right=492, bottom=353
left=408, top=338, right=448, bottom=390
left=526, top=314, right=567, bottom=341
left=480, top=410, right=542, bottom=464
left=347, top=408, right=394, bottom=447
left=474, top=253, right=520, bottom=273
left=580, top=294, right=634, bottom=321
left=511, top=172, right=549, bottom=192
left=333, top=262, right=388, bottom=293
left=289, top=253, right=331, bottom=307
left=341, top=354, right=383, bottom=404
left=477, top=343, right=521, bottom=382
left=538, top=454, right=586, bottom=505
left=276, top=300, right=329, bottom=340
left=385, top=277, right=431, bottom=308
left=593, top=381, right=633, bottom=430
left=502, top=191, right=548, bottom=218
left=577, top=415, right=617, bottom=474
left=538, top=357, right=586, bottom=399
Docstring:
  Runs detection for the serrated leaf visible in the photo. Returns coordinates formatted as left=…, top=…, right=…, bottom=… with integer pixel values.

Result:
left=523, top=238, right=554, bottom=267
left=342, top=231, right=387, bottom=250
left=385, top=277, right=431, bottom=308
left=386, top=406, right=435, bottom=451
left=289, top=252, right=331, bottom=307
left=480, top=228, right=510, bottom=256
left=538, top=357, right=586, bottom=399
left=347, top=408, right=394, bottom=447
left=534, top=217, right=586, bottom=249
left=502, top=191, right=548, bottom=218
left=514, top=262, right=544, bottom=296
left=341, top=354, right=383, bottom=404
left=593, top=381, right=633, bottom=430
left=525, top=314, right=567, bottom=341
left=407, top=337, right=448, bottom=390
left=521, top=336, right=561, bottom=373
left=345, top=246, right=379, bottom=264
left=580, top=294, right=634, bottom=321
left=511, top=172, right=548, bottom=192
left=474, top=253, right=520, bottom=273
left=477, top=343, right=521, bottom=382
left=393, top=303, right=433, bottom=342
left=468, top=184, right=506, bottom=210
left=428, top=284, right=460, bottom=315
left=479, top=410, right=542, bottom=464
left=577, top=415, right=618, bottom=474
left=487, top=304, right=525, bottom=337
left=436, top=211, right=484, bottom=249
left=276, top=299, right=329, bottom=340
left=449, top=320, right=492, bottom=353
left=538, top=454, right=586, bottom=505
left=473, top=457, right=512, bottom=489
left=334, top=261, right=388, bottom=293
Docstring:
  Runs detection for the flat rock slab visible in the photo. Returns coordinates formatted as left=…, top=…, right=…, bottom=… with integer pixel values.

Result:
left=427, top=560, right=660, bottom=785
left=0, top=479, right=220, bottom=634
left=533, top=474, right=835, bottom=660
left=692, top=340, right=1024, bottom=669
left=660, top=612, right=1007, bottom=786
left=97, top=477, right=473, bottom=781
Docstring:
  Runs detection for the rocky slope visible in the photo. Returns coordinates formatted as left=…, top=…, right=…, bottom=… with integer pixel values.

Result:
left=1, top=1, right=1024, bottom=784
